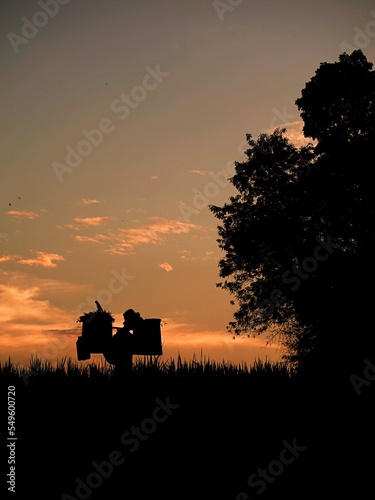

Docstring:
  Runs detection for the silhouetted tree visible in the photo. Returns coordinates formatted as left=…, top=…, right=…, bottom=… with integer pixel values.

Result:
left=297, top=50, right=375, bottom=150
left=210, top=50, right=375, bottom=374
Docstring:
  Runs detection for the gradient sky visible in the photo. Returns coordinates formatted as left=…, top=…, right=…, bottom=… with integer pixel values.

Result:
left=1, top=0, right=375, bottom=367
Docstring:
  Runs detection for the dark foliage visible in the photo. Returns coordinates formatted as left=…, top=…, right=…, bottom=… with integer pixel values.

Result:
left=210, top=50, right=375, bottom=374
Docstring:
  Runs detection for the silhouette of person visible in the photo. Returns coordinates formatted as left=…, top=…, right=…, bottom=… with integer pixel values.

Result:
left=123, top=308, right=144, bottom=336
left=104, top=309, right=144, bottom=377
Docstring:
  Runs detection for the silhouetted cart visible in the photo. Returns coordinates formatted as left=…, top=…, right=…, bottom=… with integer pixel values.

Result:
left=131, top=318, right=163, bottom=355
left=76, top=310, right=163, bottom=362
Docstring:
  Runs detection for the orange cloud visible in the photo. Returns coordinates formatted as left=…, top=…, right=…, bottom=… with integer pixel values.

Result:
left=7, top=210, right=40, bottom=219
left=80, top=198, right=101, bottom=205
left=0, top=255, right=18, bottom=263
left=60, top=224, right=81, bottom=231
left=18, top=251, right=64, bottom=268
left=73, top=217, right=202, bottom=255
left=107, top=218, right=201, bottom=255
left=268, top=120, right=316, bottom=148
left=73, top=216, right=116, bottom=226
left=0, top=285, right=55, bottom=324
left=189, top=169, right=210, bottom=175
left=0, top=282, right=81, bottom=366
left=159, top=262, right=173, bottom=272
left=179, top=249, right=216, bottom=261
left=74, top=234, right=111, bottom=243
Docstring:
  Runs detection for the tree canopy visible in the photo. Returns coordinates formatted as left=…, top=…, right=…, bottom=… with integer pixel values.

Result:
left=210, top=50, right=375, bottom=373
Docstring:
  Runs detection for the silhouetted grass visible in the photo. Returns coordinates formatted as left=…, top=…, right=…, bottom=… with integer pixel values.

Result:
left=1, top=353, right=372, bottom=499
left=0, top=353, right=292, bottom=386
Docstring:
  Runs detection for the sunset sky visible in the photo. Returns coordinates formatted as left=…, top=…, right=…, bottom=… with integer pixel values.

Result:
left=1, top=0, right=375, bottom=367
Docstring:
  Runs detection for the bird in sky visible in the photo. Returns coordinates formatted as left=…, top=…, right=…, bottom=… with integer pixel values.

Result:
left=8, top=196, right=22, bottom=206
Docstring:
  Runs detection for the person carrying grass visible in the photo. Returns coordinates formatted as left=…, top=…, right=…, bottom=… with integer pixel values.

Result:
left=104, top=309, right=144, bottom=377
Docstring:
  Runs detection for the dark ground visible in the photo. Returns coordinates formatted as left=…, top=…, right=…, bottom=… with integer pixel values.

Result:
left=2, top=360, right=374, bottom=500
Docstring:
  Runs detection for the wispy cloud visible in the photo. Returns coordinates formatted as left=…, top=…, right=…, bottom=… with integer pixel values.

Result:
left=60, top=224, right=81, bottom=231
left=0, top=284, right=60, bottom=325
left=0, top=282, right=79, bottom=362
left=74, top=234, right=110, bottom=244
left=80, top=198, right=102, bottom=205
left=106, top=218, right=202, bottom=256
left=60, top=218, right=115, bottom=231
left=125, top=208, right=146, bottom=214
left=73, top=216, right=117, bottom=227
left=7, top=210, right=40, bottom=219
left=0, top=255, right=18, bottom=263
left=189, top=169, right=210, bottom=176
left=150, top=175, right=159, bottom=180
left=179, top=249, right=216, bottom=261
left=0, top=269, right=91, bottom=300
left=159, top=262, right=173, bottom=272
left=72, top=217, right=201, bottom=255
left=18, top=251, right=64, bottom=268
left=268, top=120, right=315, bottom=148
left=0, top=253, right=64, bottom=268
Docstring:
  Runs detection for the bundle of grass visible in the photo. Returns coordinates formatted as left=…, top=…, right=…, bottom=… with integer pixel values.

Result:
left=76, top=301, right=115, bottom=359
left=77, top=300, right=115, bottom=329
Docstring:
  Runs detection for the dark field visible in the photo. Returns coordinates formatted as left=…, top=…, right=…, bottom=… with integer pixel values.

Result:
left=1, top=355, right=374, bottom=499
